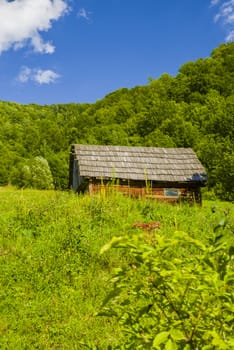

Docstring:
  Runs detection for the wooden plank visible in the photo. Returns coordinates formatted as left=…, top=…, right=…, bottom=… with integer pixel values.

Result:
left=88, top=182, right=201, bottom=203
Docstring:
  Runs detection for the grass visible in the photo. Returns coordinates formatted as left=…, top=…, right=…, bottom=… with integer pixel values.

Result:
left=0, top=187, right=233, bottom=349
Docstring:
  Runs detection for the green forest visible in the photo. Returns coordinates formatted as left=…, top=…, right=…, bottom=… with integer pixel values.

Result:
left=0, top=42, right=233, bottom=200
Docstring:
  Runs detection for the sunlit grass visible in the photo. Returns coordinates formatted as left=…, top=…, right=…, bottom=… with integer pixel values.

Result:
left=0, top=188, right=233, bottom=349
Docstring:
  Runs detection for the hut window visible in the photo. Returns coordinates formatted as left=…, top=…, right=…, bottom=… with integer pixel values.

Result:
left=164, top=189, right=180, bottom=197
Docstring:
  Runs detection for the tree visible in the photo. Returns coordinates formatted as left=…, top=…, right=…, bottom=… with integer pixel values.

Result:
left=1, top=42, right=234, bottom=200
left=14, top=156, right=54, bottom=190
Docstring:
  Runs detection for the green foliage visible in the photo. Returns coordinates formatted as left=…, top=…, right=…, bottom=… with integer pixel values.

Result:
left=0, top=189, right=233, bottom=348
left=198, top=137, right=234, bottom=201
left=97, top=212, right=234, bottom=349
left=0, top=43, right=234, bottom=199
left=11, top=156, right=54, bottom=190
left=0, top=190, right=126, bottom=349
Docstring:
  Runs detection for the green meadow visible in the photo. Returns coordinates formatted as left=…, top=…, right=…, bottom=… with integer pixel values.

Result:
left=0, top=188, right=233, bottom=349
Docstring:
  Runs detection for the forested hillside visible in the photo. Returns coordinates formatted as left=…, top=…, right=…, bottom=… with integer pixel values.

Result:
left=0, top=43, right=233, bottom=200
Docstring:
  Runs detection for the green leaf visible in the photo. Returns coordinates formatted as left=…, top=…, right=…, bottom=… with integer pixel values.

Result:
left=137, top=304, right=153, bottom=318
left=229, top=246, right=234, bottom=256
left=170, top=329, right=185, bottom=341
left=153, top=331, right=169, bottom=347
left=165, top=338, right=177, bottom=350
left=214, top=233, right=224, bottom=243
left=101, top=288, right=122, bottom=307
left=96, top=310, right=118, bottom=317
left=174, top=231, right=206, bottom=250
left=100, top=236, right=124, bottom=254
left=214, top=218, right=229, bottom=232
left=212, top=336, right=229, bottom=349
left=205, top=330, right=230, bottom=349
left=228, top=338, right=234, bottom=347
left=224, top=272, right=234, bottom=284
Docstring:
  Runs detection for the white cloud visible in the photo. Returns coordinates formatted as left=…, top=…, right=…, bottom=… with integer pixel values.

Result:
left=211, top=0, right=234, bottom=41
left=226, top=29, right=234, bottom=39
left=0, top=0, right=69, bottom=54
left=18, top=66, right=31, bottom=83
left=77, top=7, right=91, bottom=21
left=211, top=0, right=220, bottom=6
left=18, top=66, right=60, bottom=84
left=34, top=69, right=60, bottom=84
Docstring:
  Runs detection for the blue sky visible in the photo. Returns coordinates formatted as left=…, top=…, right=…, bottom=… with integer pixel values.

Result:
left=0, top=0, right=233, bottom=105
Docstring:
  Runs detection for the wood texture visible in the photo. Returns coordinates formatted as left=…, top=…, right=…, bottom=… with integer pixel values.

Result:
left=70, top=144, right=207, bottom=183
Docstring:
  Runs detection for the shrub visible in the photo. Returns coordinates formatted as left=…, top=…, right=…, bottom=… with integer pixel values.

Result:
left=97, top=217, right=234, bottom=349
left=12, top=156, right=54, bottom=189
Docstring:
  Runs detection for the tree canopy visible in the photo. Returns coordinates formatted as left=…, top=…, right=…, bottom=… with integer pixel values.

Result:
left=0, top=42, right=233, bottom=200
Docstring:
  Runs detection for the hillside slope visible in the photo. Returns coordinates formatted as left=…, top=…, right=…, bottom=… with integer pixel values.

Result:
left=0, top=43, right=233, bottom=200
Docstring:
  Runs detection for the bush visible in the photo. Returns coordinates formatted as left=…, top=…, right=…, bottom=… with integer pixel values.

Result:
left=97, top=215, right=234, bottom=349
left=12, top=156, right=54, bottom=190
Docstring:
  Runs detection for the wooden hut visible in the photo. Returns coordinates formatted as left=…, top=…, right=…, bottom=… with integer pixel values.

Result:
left=69, top=144, right=207, bottom=203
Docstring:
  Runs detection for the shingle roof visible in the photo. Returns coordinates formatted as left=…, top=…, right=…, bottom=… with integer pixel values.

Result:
left=71, top=144, right=207, bottom=183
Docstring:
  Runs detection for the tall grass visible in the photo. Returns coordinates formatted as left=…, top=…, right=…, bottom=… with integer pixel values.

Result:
left=0, top=188, right=233, bottom=349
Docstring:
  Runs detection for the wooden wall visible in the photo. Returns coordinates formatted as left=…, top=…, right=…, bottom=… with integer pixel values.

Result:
left=88, top=180, right=201, bottom=204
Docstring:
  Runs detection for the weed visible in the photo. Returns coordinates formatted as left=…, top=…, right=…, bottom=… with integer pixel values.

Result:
left=0, top=188, right=233, bottom=349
